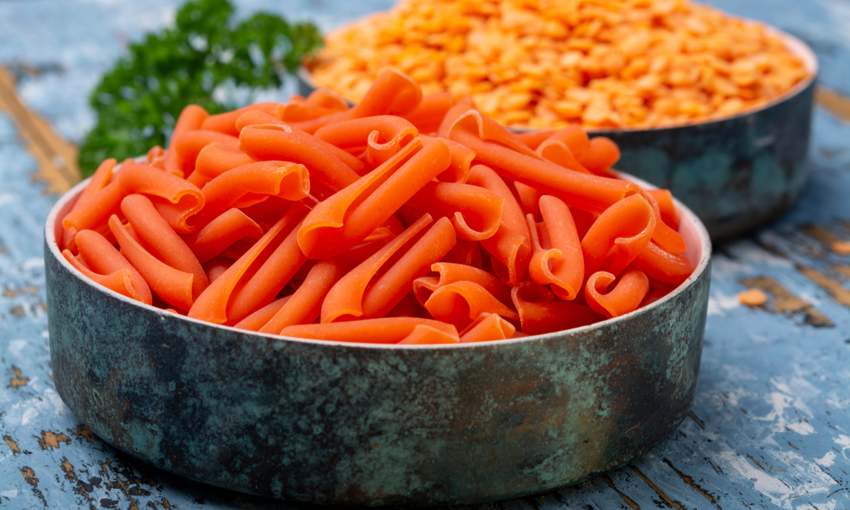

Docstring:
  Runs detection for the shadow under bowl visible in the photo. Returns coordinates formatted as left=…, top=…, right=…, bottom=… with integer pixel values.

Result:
left=45, top=174, right=711, bottom=506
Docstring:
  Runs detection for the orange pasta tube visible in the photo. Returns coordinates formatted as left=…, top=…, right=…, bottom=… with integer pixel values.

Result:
left=322, top=215, right=456, bottom=322
left=200, top=102, right=284, bottom=136
left=527, top=195, right=584, bottom=301
left=546, top=126, right=590, bottom=158
left=280, top=317, right=459, bottom=344
left=579, top=137, right=620, bottom=175
left=121, top=194, right=209, bottom=300
left=314, top=116, right=419, bottom=167
left=259, top=259, right=348, bottom=334
left=585, top=269, right=650, bottom=318
left=233, top=296, right=291, bottom=332
left=448, top=108, right=537, bottom=157
left=171, top=130, right=241, bottom=175
left=514, top=181, right=543, bottom=220
left=342, top=68, right=422, bottom=119
left=511, top=281, right=604, bottom=335
left=239, top=124, right=361, bottom=192
left=536, top=139, right=590, bottom=174
left=62, top=158, right=116, bottom=251
left=74, top=229, right=152, bottom=305
left=282, top=90, right=348, bottom=122
left=459, top=313, right=516, bottom=343
left=467, top=164, right=531, bottom=285
left=234, top=111, right=368, bottom=175
left=442, top=239, right=483, bottom=268
left=164, top=104, right=208, bottom=176
left=421, top=135, right=475, bottom=183
left=413, top=262, right=512, bottom=307
left=449, top=112, right=639, bottom=213
left=630, top=241, right=695, bottom=286
left=581, top=194, right=655, bottom=277
left=188, top=161, right=309, bottom=229
left=424, top=281, right=519, bottom=330
left=641, top=189, right=686, bottom=253
left=298, top=138, right=451, bottom=259
left=404, top=181, right=504, bottom=241
left=62, top=251, right=144, bottom=304
left=189, top=202, right=308, bottom=324
left=646, top=189, right=679, bottom=230
left=516, top=129, right=557, bottom=151
left=183, top=209, right=265, bottom=264
left=191, top=143, right=254, bottom=182
left=401, top=91, right=454, bottom=134
left=109, top=215, right=195, bottom=310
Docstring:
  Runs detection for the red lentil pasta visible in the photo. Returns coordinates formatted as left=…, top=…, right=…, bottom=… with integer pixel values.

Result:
left=59, top=68, right=696, bottom=345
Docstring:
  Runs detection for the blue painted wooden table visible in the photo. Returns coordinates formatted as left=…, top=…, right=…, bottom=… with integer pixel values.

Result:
left=1, top=1, right=849, bottom=508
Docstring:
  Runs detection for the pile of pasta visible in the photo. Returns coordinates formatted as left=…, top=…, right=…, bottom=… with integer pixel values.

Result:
left=59, top=69, right=695, bottom=345
left=308, top=0, right=811, bottom=129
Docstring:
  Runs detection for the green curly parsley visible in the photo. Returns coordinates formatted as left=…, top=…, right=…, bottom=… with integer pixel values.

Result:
left=78, top=0, right=322, bottom=176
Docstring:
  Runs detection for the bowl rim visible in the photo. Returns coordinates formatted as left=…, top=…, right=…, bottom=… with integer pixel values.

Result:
left=300, top=22, right=818, bottom=134
left=45, top=172, right=712, bottom=351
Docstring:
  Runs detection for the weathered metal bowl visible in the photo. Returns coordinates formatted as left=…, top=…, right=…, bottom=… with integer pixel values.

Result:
left=45, top=174, right=711, bottom=506
left=299, top=30, right=817, bottom=240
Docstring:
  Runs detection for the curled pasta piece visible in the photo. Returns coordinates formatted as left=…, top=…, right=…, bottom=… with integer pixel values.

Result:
left=459, top=313, right=516, bottom=343
left=322, top=215, right=456, bottom=322
left=233, top=296, right=291, bottom=332
left=239, top=124, right=361, bottom=193
left=513, top=181, right=543, bottom=221
left=646, top=189, right=679, bottom=230
left=436, top=96, right=474, bottom=137
left=164, top=104, right=208, bottom=176
left=109, top=215, right=195, bottom=310
left=630, top=241, right=695, bottom=286
left=581, top=194, right=655, bottom=277
left=641, top=189, right=686, bottom=254
left=182, top=208, right=265, bottom=264
left=189, top=161, right=309, bottom=229
left=449, top=112, right=639, bottom=213
left=579, top=137, right=620, bottom=175
left=516, top=129, right=557, bottom=151
left=442, top=239, right=483, bottom=268
left=401, top=91, right=454, bottom=134
left=424, top=281, right=518, bottom=331
left=74, top=229, right=152, bottom=305
left=546, top=126, right=591, bottom=158
left=413, top=262, right=512, bottom=307
left=536, top=139, right=590, bottom=174
left=280, top=317, right=460, bottom=345
left=342, top=68, right=422, bottom=120
left=62, top=158, right=116, bottom=251
left=527, top=195, right=584, bottom=301
left=121, top=194, right=209, bottom=300
left=404, top=181, right=504, bottom=242
left=234, top=111, right=368, bottom=175
left=62, top=251, right=144, bottom=304
left=420, top=135, right=475, bottom=183
left=190, top=143, right=254, bottom=185
left=314, top=116, right=419, bottom=167
left=448, top=108, right=538, bottom=157
left=200, top=102, right=284, bottom=136
left=298, top=138, right=451, bottom=259
left=467, top=164, right=531, bottom=286
left=585, top=269, right=650, bottom=319
left=171, top=130, right=240, bottom=174
left=282, top=91, right=347, bottom=122
left=188, top=202, right=308, bottom=324
left=259, top=259, right=348, bottom=334
left=511, top=281, right=604, bottom=335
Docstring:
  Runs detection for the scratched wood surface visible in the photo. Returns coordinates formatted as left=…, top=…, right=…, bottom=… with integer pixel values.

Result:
left=1, top=0, right=849, bottom=509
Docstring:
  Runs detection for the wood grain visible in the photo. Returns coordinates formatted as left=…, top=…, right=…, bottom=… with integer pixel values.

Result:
left=0, top=64, right=79, bottom=194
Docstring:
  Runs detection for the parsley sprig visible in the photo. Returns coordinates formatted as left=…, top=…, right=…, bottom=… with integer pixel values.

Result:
left=78, top=0, right=322, bottom=176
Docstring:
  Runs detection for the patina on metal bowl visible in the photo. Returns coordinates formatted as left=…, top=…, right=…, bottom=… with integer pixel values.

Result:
left=299, top=29, right=817, bottom=240
left=45, top=174, right=711, bottom=506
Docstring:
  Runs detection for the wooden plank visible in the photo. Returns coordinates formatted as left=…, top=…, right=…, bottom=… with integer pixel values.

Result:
left=0, top=64, right=79, bottom=194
